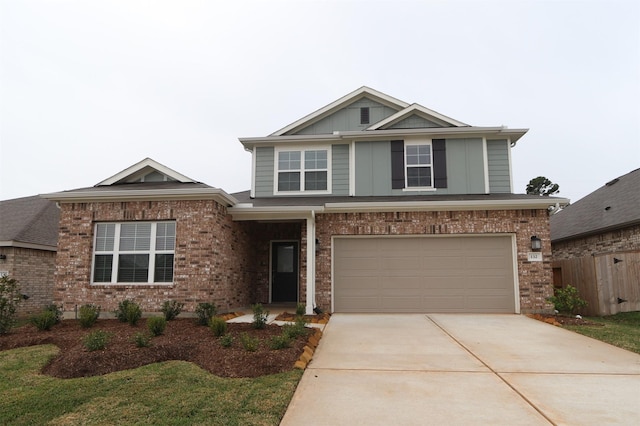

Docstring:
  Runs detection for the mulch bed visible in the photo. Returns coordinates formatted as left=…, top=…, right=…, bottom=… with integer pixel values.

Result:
left=0, top=317, right=313, bottom=379
left=527, top=313, right=604, bottom=327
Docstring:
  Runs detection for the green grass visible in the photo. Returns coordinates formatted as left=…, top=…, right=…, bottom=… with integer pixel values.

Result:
left=564, top=311, right=640, bottom=354
left=0, top=345, right=303, bottom=425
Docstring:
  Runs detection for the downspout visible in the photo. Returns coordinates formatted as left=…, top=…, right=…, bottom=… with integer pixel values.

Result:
left=305, top=210, right=316, bottom=315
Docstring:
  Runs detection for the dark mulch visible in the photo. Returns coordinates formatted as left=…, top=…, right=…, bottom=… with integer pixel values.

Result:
left=527, top=313, right=604, bottom=327
left=0, top=318, right=311, bottom=379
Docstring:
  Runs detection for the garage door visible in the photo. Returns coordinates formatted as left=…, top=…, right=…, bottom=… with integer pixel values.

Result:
left=333, top=236, right=516, bottom=313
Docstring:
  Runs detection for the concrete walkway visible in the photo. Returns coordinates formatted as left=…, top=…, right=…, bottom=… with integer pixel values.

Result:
left=281, top=314, right=640, bottom=425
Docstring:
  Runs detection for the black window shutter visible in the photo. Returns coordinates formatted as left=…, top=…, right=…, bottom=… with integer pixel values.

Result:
left=433, top=139, right=447, bottom=188
left=390, top=140, right=405, bottom=189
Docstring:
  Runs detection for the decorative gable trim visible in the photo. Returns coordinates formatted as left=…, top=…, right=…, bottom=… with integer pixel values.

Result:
left=96, top=158, right=196, bottom=186
left=270, top=86, right=409, bottom=136
left=367, top=104, right=469, bottom=130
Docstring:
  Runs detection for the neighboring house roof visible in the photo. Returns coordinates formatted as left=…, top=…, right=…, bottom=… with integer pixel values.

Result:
left=41, top=159, right=238, bottom=206
left=551, top=168, right=640, bottom=242
left=0, top=196, right=59, bottom=250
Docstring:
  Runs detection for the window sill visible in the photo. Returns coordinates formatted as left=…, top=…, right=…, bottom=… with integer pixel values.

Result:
left=90, top=283, right=174, bottom=288
left=273, top=190, right=332, bottom=196
left=402, top=187, right=437, bottom=192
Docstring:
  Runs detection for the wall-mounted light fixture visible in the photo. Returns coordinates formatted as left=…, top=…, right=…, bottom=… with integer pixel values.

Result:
left=315, top=238, right=320, bottom=253
left=530, top=236, right=542, bottom=251
left=0, top=254, right=6, bottom=260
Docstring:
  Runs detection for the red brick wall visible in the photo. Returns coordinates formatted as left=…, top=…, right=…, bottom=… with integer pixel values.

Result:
left=315, top=209, right=553, bottom=313
left=54, top=200, right=255, bottom=314
left=0, top=247, right=56, bottom=317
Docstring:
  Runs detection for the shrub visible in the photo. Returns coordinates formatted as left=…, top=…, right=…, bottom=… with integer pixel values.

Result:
left=295, top=303, right=306, bottom=317
left=44, top=304, right=63, bottom=324
left=209, top=316, right=227, bottom=337
left=282, top=320, right=307, bottom=340
left=251, top=303, right=269, bottom=330
left=147, top=316, right=167, bottom=336
left=547, top=285, right=588, bottom=314
left=133, top=332, right=152, bottom=348
left=161, top=300, right=184, bottom=321
left=220, top=334, right=233, bottom=348
left=78, top=304, right=101, bottom=328
left=269, top=334, right=291, bottom=350
left=83, top=330, right=112, bottom=351
left=0, top=276, right=22, bottom=334
left=195, top=303, right=216, bottom=326
left=30, top=310, right=58, bottom=331
left=114, top=300, right=142, bottom=326
left=240, top=332, right=259, bottom=352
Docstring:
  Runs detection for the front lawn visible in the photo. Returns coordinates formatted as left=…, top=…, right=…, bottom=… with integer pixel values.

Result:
left=563, top=311, right=640, bottom=354
left=0, top=344, right=303, bottom=425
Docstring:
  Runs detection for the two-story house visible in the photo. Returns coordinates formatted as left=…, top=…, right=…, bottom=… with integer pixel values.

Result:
left=43, top=87, right=568, bottom=315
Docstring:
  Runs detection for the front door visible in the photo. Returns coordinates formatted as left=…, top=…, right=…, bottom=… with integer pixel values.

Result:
left=271, top=241, right=298, bottom=303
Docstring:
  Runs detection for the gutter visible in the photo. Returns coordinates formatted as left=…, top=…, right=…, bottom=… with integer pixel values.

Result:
left=40, top=188, right=239, bottom=206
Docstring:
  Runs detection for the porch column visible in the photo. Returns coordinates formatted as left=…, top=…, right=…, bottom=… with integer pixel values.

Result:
left=305, top=213, right=316, bottom=315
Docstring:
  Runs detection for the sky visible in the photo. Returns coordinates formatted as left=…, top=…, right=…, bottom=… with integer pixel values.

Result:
left=1, top=0, right=639, bottom=204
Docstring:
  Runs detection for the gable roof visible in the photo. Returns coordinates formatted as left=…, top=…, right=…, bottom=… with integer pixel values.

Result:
left=97, top=158, right=196, bottom=186
left=551, top=168, right=640, bottom=242
left=42, top=158, right=238, bottom=206
left=367, top=103, right=469, bottom=129
left=0, top=196, right=59, bottom=250
left=270, top=86, right=410, bottom=136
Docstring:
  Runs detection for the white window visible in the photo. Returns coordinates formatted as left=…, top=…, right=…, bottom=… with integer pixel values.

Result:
left=92, top=222, right=176, bottom=284
left=405, top=143, right=433, bottom=188
left=275, top=147, right=330, bottom=193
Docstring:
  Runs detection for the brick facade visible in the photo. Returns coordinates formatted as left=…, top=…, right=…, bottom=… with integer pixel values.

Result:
left=552, top=224, right=640, bottom=260
left=0, top=247, right=56, bottom=317
left=55, top=200, right=255, bottom=314
left=314, top=209, right=554, bottom=313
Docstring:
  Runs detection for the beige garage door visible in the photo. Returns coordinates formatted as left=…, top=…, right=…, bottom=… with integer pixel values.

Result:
left=334, top=236, right=516, bottom=313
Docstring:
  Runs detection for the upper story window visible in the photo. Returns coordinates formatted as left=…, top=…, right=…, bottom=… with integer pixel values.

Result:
left=360, top=107, right=370, bottom=124
left=92, top=221, right=175, bottom=284
left=405, top=143, right=433, bottom=188
left=276, top=147, right=330, bottom=194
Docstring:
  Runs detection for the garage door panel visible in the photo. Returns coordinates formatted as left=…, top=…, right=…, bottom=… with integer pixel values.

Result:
left=334, top=236, right=516, bottom=313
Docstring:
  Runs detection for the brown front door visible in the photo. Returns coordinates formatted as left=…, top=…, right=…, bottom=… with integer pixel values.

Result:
left=271, top=241, right=298, bottom=303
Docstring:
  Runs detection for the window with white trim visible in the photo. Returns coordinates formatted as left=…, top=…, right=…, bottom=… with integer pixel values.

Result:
left=405, top=143, right=433, bottom=188
left=92, top=222, right=176, bottom=284
left=276, top=148, right=329, bottom=193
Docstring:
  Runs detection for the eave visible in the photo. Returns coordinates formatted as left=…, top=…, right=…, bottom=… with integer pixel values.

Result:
left=40, top=188, right=239, bottom=206
left=0, top=240, right=57, bottom=252
left=240, top=126, right=528, bottom=150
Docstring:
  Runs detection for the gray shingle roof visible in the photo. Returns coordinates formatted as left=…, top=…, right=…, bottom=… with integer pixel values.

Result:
left=551, top=168, right=640, bottom=242
left=0, top=196, right=59, bottom=249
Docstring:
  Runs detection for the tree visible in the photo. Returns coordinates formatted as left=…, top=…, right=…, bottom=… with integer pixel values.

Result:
left=526, top=176, right=560, bottom=196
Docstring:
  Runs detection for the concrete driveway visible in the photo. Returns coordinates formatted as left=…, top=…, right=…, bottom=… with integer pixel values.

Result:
left=281, top=314, right=640, bottom=425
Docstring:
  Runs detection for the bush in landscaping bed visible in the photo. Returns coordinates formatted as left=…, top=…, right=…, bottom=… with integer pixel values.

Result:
left=209, top=316, right=227, bottom=337
left=78, top=304, right=101, bottom=328
left=44, top=304, right=63, bottom=324
left=0, top=276, right=22, bottom=334
left=251, top=303, right=269, bottom=330
left=132, top=332, right=152, bottom=348
left=114, top=300, right=142, bottom=326
left=195, top=303, right=216, bottom=326
left=161, top=300, right=184, bottom=321
left=30, top=310, right=58, bottom=331
left=83, top=330, right=112, bottom=351
left=240, top=332, right=259, bottom=352
left=547, top=285, right=588, bottom=314
left=147, top=317, right=167, bottom=336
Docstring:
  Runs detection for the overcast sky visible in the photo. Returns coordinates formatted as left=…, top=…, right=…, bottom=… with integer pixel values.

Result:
left=1, top=0, right=639, bottom=204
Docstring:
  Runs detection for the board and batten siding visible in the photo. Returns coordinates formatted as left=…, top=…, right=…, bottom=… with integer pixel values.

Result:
left=354, top=141, right=393, bottom=196
left=332, top=144, right=350, bottom=196
left=254, top=146, right=275, bottom=198
left=487, top=139, right=511, bottom=193
left=295, top=98, right=399, bottom=135
left=389, top=114, right=445, bottom=129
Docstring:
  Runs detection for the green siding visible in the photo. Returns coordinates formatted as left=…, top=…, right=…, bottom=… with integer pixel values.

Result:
left=389, top=114, right=443, bottom=129
left=255, top=146, right=275, bottom=197
left=444, top=138, right=486, bottom=194
left=355, top=141, right=392, bottom=196
left=487, top=139, right=511, bottom=193
left=332, top=144, right=350, bottom=196
left=295, top=98, right=398, bottom=135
